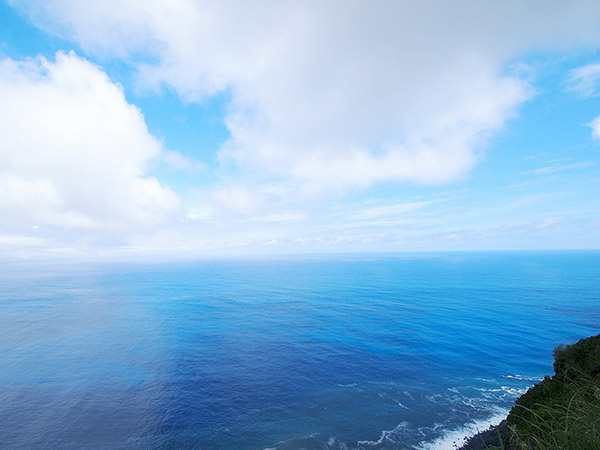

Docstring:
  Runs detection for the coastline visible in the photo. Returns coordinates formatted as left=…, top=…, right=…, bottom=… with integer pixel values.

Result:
left=458, top=333, right=600, bottom=450
left=416, top=411, right=508, bottom=450
left=457, top=419, right=509, bottom=450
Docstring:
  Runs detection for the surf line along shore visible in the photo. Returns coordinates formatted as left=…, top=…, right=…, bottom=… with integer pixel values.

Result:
left=459, top=334, right=600, bottom=449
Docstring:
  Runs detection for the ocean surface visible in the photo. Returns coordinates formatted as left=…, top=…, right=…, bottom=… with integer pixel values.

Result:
left=0, top=251, right=598, bottom=449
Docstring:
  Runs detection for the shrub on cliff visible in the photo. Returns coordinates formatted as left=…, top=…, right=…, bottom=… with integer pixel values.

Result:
left=507, top=334, right=600, bottom=449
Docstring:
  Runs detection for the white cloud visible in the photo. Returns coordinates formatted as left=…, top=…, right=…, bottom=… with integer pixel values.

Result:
left=189, top=184, right=293, bottom=222
left=347, top=201, right=437, bottom=221
left=568, top=62, right=600, bottom=96
left=161, top=150, right=207, bottom=172
left=210, top=185, right=267, bottom=218
left=0, top=51, right=180, bottom=234
left=589, top=115, right=600, bottom=138
left=15, top=0, right=600, bottom=194
left=4, top=1, right=600, bottom=258
left=567, top=62, right=600, bottom=141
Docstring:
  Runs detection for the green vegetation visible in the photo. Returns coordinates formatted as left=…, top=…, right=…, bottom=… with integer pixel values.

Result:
left=461, top=334, right=600, bottom=450
left=506, top=334, right=600, bottom=449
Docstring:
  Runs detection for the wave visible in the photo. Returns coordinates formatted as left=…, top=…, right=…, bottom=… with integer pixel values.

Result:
left=264, top=408, right=509, bottom=450
left=264, top=380, right=525, bottom=450
left=414, top=409, right=508, bottom=450
left=502, top=374, right=542, bottom=382
left=356, top=421, right=411, bottom=447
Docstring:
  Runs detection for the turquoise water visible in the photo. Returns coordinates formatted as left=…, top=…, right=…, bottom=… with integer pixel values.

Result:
left=0, top=251, right=598, bottom=449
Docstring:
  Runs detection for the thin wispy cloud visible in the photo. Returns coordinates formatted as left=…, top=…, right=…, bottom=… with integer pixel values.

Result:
left=345, top=201, right=438, bottom=221
left=567, top=62, right=600, bottom=96
left=524, top=161, right=596, bottom=175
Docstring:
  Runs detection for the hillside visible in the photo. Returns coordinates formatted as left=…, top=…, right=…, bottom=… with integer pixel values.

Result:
left=461, top=334, right=600, bottom=449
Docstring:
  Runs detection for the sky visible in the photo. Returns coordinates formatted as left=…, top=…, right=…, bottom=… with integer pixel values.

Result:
left=0, top=0, right=599, bottom=260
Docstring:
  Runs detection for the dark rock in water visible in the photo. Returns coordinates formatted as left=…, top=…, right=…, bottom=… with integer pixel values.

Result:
left=459, top=420, right=510, bottom=450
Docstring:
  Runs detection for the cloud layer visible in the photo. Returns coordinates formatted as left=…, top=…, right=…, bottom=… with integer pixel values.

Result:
left=2, top=1, right=600, bottom=257
left=0, top=51, right=180, bottom=236
left=15, top=0, right=600, bottom=194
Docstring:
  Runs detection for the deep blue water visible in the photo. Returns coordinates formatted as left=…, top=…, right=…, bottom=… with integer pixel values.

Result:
left=0, top=251, right=598, bottom=449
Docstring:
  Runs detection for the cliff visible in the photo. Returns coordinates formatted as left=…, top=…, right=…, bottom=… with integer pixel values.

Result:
left=460, top=334, right=600, bottom=449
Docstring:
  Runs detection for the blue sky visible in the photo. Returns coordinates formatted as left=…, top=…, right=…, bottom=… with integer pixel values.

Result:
left=0, top=0, right=599, bottom=259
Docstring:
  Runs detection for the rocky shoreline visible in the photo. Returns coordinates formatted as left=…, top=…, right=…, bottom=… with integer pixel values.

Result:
left=458, top=334, right=600, bottom=450
left=458, top=419, right=510, bottom=450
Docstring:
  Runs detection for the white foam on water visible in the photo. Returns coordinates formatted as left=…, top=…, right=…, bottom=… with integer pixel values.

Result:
left=502, top=374, right=542, bottom=382
left=394, top=399, right=409, bottom=409
left=357, top=421, right=410, bottom=447
left=474, top=385, right=528, bottom=397
left=414, top=409, right=509, bottom=450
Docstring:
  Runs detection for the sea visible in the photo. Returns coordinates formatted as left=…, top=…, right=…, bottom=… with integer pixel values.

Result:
left=0, top=251, right=598, bottom=449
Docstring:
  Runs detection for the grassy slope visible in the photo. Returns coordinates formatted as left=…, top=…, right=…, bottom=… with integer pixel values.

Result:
left=506, top=334, right=600, bottom=449
left=461, top=334, right=600, bottom=450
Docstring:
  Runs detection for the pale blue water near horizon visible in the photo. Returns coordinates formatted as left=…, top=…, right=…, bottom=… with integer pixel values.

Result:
left=0, top=251, right=598, bottom=449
